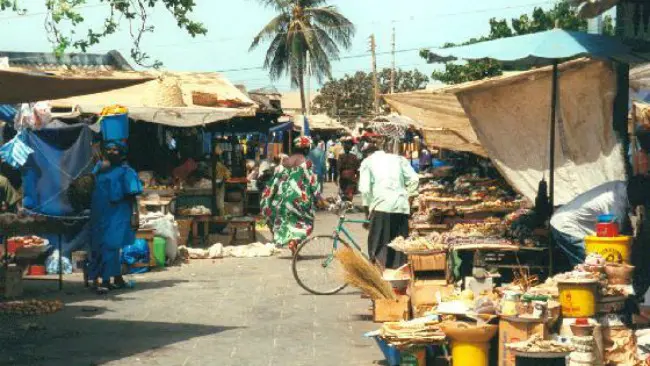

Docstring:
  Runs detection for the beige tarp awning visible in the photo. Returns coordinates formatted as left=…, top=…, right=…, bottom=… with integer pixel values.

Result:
left=294, top=114, right=350, bottom=132
left=0, top=68, right=153, bottom=104
left=383, top=91, right=487, bottom=156
left=52, top=71, right=258, bottom=127
left=445, top=59, right=626, bottom=205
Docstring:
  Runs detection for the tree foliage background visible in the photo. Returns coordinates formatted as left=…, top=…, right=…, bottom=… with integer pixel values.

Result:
left=312, top=68, right=429, bottom=120
left=420, top=2, right=615, bottom=84
left=0, top=0, right=207, bottom=67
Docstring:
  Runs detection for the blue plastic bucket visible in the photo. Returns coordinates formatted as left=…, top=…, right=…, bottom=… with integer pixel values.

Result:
left=100, top=113, right=129, bottom=141
left=373, top=337, right=401, bottom=366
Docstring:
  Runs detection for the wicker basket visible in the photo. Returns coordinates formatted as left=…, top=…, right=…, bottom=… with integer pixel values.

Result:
left=176, top=219, right=193, bottom=247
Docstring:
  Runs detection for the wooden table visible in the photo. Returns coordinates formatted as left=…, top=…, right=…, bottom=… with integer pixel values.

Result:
left=188, top=215, right=257, bottom=246
left=140, top=198, right=174, bottom=215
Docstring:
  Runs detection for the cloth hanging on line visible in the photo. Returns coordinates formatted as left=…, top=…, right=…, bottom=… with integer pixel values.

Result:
left=0, top=132, right=34, bottom=168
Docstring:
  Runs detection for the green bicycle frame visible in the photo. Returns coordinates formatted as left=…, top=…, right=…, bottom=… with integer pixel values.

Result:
left=322, top=215, right=370, bottom=268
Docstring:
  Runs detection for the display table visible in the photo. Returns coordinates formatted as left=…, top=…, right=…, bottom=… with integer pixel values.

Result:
left=1, top=214, right=88, bottom=290
left=185, top=215, right=256, bottom=247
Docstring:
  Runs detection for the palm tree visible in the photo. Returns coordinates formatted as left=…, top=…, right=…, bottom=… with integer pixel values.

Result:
left=250, top=0, right=355, bottom=114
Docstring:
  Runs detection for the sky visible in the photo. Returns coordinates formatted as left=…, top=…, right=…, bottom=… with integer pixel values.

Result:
left=0, top=0, right=564, bottom=91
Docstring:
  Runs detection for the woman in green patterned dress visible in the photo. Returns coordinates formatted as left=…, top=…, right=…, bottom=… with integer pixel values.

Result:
left=261, top=136, right=323, bottom=253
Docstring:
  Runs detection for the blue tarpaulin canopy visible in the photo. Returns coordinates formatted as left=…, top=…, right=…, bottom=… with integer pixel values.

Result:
left=430, top=29, right=644, bottom=65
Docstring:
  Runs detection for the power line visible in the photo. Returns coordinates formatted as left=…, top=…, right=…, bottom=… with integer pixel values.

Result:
left=0, top=0, right=556, bottom=58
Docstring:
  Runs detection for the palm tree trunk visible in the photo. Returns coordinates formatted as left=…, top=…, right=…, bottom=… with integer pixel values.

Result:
left=298, top=64, right=306, bottom=115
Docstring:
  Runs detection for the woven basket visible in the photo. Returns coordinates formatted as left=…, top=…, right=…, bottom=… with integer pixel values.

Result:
left=176, top=219, right=193, bottom=247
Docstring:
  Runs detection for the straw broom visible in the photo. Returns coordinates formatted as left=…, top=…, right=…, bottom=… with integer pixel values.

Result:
left=335, top=245, right=396, bottom=300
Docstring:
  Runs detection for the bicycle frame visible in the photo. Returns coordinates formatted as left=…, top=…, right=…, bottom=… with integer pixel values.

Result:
left=332, top=214, right=369, bottom=253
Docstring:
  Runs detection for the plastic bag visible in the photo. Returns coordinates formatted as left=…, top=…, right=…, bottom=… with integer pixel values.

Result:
left=122, top=238, right=149, bottom=274
left=45, top=250, right=73, bottom=275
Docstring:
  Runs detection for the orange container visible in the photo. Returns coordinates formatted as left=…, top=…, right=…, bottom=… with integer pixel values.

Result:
left=27, top=265, right=46, bottom=276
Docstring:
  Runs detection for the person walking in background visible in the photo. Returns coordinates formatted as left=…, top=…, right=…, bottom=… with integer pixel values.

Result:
left=326, top=138, right=339, bottom=182
left=359, top=137, right=419, bottom=269
left=307, top=140, right=326, bottom=192
left=338, top=138, right=360, bottom=202
left=89, top=141, right=143, bottom=293
left=262, top=136, right=324, bottom=254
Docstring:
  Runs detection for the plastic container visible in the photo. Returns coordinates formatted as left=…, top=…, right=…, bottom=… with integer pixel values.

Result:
left=596, top=222, right=619, bottom=237
left=451, top=341, right=490, bottom=366
left=584, top=236, right=632, bottom=264
left=152, top=237, right=166, bottom=267
left=100, top=113, right=129, bottom=141
left=373, top=336, right=401, bottom=366
left=27, top=265, right=46, bottom=276
left=557, top=280, right=598, bottom=318
left=6, top=238, right=21, bottom=254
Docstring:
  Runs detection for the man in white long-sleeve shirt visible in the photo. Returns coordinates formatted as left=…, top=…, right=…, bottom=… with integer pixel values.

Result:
left=359, top=140, right=419, bottom=269
left=550, top=176, right=649, bottom=271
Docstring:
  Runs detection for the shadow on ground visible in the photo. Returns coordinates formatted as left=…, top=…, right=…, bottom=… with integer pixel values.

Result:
left=0, top=310, right=239, bottom=366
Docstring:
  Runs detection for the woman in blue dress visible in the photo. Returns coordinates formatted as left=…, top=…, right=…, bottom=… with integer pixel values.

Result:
left=89, top=141, right=142, bottom=293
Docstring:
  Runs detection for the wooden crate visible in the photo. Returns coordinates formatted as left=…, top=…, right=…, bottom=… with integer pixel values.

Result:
left=373, top=295, right=410, bottom=322
left=498, top=318, right=547, bottom=366
left=409, top=279, right=454, bottom=307
left=408, top=252, right=447, bottom=272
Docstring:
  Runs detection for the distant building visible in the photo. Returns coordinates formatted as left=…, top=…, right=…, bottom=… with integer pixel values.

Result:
left=0, top=50, right=133, bottom=71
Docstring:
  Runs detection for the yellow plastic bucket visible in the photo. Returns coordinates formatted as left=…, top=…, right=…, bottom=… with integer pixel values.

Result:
left=558, top=280, right=598, bottom=318
left=451, top=341, right=489, bottom=366
left=584, top=236, right=631, bottom=264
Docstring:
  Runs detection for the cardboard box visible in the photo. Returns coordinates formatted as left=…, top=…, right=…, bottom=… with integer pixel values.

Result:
left=498, top=318, right=547, bottom=366
left=409, top=279, right=454, bottom=307
left=373, top=295, right=410, bottom=322
left=408, top=252, right=447, bottom=272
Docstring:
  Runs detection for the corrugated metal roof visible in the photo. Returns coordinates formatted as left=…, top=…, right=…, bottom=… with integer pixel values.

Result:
left=0, top=50, right=133, bottom=71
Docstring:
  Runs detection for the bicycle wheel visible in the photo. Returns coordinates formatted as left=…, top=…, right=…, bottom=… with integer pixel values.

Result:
left=292, top=235, right=348, bottom=295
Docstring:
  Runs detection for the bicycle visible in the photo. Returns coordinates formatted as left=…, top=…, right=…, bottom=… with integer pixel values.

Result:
left=292, top=201, right=370, bottom=295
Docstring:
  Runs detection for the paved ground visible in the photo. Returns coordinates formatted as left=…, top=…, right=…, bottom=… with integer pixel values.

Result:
left=0, top=183, right=383, bottom=366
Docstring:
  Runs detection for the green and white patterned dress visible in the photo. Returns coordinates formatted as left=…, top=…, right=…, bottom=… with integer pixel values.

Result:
left=261, top=160, right=321, bottom=246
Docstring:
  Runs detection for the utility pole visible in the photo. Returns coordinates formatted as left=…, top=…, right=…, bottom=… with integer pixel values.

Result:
left=390, top=26, right=396, bottom=94
left=369, top=34, right=379, bottom=114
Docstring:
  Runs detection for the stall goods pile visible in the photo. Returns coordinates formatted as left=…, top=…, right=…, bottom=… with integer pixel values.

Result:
left=388, top=235, right=446, bottom=253
left=178, top=205, right=212, bottom=216
left=380, top=321, right=446, bottom=347
left=505, top=209, right=542, bottom=247
left=335, top=245, right=395, bottom=300
left=0, top=299, right=63, bottom=316
left=449, top=219, right=506, bottom=237
left=507, top=335, right=574, bottom=353
left=8, top=236, right=46, bottom=248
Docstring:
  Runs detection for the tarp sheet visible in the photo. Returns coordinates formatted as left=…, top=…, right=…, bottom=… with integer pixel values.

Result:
left=22, top=124, right=93, bottom=216
left=446, top=59, right=626, bottom=205
left=383, top=91, right=487, bottom=156
left=0, top=68, right=153, bottom=104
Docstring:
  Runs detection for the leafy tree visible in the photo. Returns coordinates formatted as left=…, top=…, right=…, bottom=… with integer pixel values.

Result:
left=0, top=0, right=207, bottom=68
left=420, top=2, right=615, bottom=84
left=312, top=68, right=429, bottom=120
left=250, top=0, right=355, bottom=114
